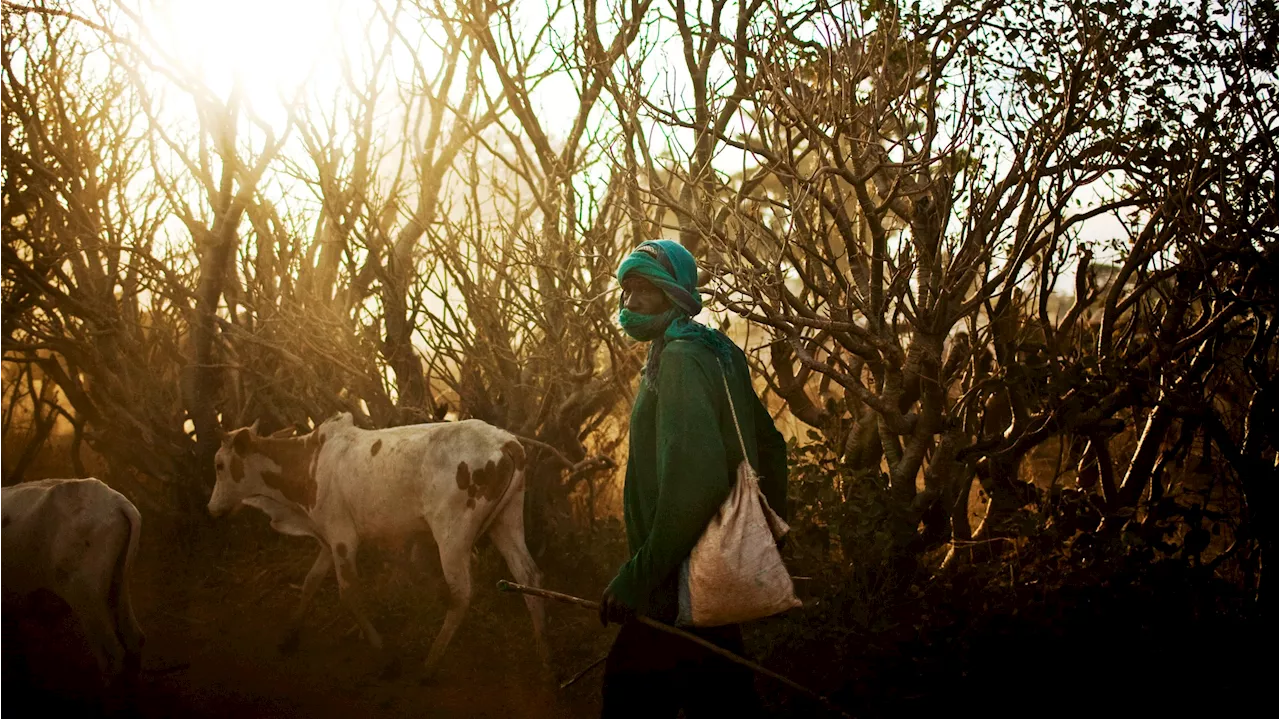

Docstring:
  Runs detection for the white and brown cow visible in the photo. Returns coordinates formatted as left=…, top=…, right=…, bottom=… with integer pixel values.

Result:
left=206, top=412, right=546, bottom=677
left=1, top=477, right=146, bottom=682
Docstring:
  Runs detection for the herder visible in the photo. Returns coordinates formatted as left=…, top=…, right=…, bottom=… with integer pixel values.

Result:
left=598, top=239, right=789, bottom=718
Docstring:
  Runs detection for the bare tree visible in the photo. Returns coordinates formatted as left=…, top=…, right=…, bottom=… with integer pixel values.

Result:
left=628, top=0, right=1275, bottom=569
left=2, top=5, right=197, bottom=510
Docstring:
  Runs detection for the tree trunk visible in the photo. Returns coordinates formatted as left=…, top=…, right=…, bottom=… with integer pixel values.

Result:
left=188, top=224, right=239, bottom=514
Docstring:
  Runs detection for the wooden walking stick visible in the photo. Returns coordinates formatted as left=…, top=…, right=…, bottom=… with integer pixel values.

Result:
left=497, top=580, right=854, bottom=718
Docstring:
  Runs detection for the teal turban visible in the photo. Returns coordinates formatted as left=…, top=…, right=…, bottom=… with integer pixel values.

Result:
left=616, top=240, right=735, bottom=386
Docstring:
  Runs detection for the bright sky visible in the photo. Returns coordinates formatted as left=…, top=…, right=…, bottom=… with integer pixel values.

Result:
left=169, top=0, right=332, bottom=72
left=151, top=0, right=356, bottom=123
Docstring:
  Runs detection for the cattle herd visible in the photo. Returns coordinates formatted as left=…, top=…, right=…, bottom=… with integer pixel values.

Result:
left=2, top=412, right=549, bottom=697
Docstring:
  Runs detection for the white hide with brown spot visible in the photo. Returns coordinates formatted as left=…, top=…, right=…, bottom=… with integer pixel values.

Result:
left=2, top=477, right=145, bottom=682
left=206, top=412, right=546, bottom=676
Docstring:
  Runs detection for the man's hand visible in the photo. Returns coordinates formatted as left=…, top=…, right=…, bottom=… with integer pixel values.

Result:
left=598, top=588, right=635, bottom=627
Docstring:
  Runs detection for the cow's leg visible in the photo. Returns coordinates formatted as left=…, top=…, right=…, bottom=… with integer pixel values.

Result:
left=279, top=547, right=333, bottom=653
left=422, top=534, right=474, bottom=680
left=114, top=574, right=145, bottom=677
left=112, top=498, right=145, bottom=680
left=330, top=540, right=383, bottom=651
left=106, top=565, right=145, bottom=714
left=488, top=494, right=549, bottom=670
left=62, top=580, right=126, bottom=681
left=107, top=591, right=145, bottom=716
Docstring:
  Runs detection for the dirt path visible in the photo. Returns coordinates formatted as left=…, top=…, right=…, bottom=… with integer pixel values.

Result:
left=4, top=514, right=613, bottom=718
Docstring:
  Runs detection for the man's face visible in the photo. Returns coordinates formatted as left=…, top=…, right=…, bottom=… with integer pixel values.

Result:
left=621, top=275, right=671, bottom=315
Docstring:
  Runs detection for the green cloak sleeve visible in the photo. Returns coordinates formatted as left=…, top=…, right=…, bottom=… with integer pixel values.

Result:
left=606, top=344, right=733, bottom=612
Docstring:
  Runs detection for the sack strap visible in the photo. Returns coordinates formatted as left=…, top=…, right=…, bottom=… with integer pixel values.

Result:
left=718, top=360, right=789, bottom=541
left=718, top=361, right=753, bottom=474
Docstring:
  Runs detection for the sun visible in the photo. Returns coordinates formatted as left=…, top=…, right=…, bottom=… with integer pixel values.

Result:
left=148, top=0, right=362, bottom=120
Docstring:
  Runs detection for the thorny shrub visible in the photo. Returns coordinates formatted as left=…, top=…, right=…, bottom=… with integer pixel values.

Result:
left=742, top=440, right=1263, bottom=716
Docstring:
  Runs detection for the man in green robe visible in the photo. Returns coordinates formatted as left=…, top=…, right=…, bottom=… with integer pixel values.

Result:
left=599, top=239, right=789, bottom=718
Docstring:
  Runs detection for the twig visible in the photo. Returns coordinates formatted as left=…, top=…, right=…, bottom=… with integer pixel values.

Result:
left=497, top=581, right=854, bottom=718
left=565, top=456, right=617, bottom=484
left=1, top=1, right=113, bottom=36
left=947, top=537, right=1021, bottom=547
left=559, top=654, right=607, bottom=690
left=513, top=435, right=576, bottom=466
left=512, top=435, right=615, bottom=479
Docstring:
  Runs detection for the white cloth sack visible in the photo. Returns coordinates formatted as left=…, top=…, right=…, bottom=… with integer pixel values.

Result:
left=676, top=366, right=802, bottom=627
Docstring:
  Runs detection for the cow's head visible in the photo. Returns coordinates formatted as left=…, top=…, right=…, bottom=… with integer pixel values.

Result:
left=208, top=421, right=319, bottom=518
left=207, top=420, right=263, bottom=518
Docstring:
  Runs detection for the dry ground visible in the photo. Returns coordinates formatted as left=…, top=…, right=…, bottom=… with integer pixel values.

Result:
left=3, top=508, right=622, bottom=718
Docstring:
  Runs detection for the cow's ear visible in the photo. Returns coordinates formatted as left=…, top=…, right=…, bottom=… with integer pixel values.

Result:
left=232, top=428, right=252, bottom=454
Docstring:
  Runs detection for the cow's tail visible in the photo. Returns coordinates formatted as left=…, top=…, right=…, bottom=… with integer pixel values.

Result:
left=110, top=500, right=145, bottom=673
left=477, top=439, right=526, bottom=540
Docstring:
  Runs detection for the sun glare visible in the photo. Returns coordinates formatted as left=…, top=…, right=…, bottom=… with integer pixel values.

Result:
left=151, top=0, right=359, bottom=125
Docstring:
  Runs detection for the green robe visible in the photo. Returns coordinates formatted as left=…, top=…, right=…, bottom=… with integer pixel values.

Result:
left=606, top=339, right=789, bottom=621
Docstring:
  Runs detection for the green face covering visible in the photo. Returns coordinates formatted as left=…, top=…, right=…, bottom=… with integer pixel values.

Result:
left=618, top=307, right=682, bottom=342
